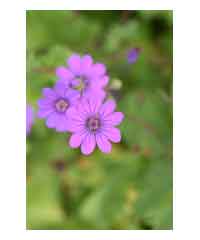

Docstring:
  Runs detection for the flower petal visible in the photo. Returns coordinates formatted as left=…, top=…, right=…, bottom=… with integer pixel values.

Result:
left=54, top=82, right=67, bottom=98
left=84, top=88, right=106, bottom=102
left=55, top=115, right=69, bottom=132
left=92, top=63, right=106, bottom=77
left=37, top=108, right=54, bottom=118
left=67, top=54, right=81, bottom=75
left=69, top=132, right=86, bottom=148
left=42, top=88, right=56, bottom=99
left=37, top=99, right=52, bottom=108
left=102, top=127, right=121, bottom=143
left=56, top=78, right=70, bottom=88
left=100, top=75, right=109, bottom=87
left=46, top=112, right=58, bottom=128
left=89, top=97, right=103, bottom=113
left=64, top=89, right=80, bottom=105
left=104, top=112, right=124, bottom=126
left=67, top=107, right=84, bottom=122
left=67, top=119, right=85, bottom=133
left=81, top=134, right=96, bottom=155
left=81, top=55, right=93, bottom=70
left=127, top=48, right=140, bottom=64
left=26, top=105, right=34, bottom=135
left=76, top=98, right=91, bottom=116
left=56, top=66, right=74, bottom=80
left=99, top=99, right=116, bottom=117
left=96, top=134, right=112, bottom=153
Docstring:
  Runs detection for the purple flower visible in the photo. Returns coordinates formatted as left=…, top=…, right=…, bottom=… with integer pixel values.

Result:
left=56, top=54, right=109, bottom=100
left=67, top=98, right=124, bottom=155
left=26, top=104, right=34, bottom=135
left=127, top=48, right=141, bottom=64
left=37, top=83, right=79, bottom=132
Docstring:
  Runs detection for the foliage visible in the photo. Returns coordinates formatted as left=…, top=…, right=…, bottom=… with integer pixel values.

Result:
left=26, top=10, right=173, bottom=230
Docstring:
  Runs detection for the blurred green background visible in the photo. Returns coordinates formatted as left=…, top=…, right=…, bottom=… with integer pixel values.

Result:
left=26, top=10, right=173, bottom=230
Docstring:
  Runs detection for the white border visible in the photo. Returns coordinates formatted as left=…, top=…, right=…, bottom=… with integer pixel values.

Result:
left=25, top=0, right=174, bottom=10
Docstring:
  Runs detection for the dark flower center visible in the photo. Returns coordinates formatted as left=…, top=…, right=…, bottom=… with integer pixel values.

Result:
left=87, top=116, right=101, bottom=132
left=55, top=99, right=69, bottom=113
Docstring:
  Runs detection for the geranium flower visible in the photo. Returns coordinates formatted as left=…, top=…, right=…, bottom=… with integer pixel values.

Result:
left=37, top=82, right=79, bottom=132
left=56, top=54, right=109, bottom=100
left=67, top=98, right=124, bottom=155
left=26, top=104, right=34, bottom=135
left=127, top=48, right=141, bottom=64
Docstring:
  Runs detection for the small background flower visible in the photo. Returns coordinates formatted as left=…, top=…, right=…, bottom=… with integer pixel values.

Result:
left=127, top=48, right=141, bottom=64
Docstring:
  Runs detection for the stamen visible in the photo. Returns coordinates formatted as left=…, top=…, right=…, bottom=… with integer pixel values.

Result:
left=87, top=116, right=101, bottom=132
left=73, top=76, right=88, bottom=92
left=55, top=99, right=68, bottom=113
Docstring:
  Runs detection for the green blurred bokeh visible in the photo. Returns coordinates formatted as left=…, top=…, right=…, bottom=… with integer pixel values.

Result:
left=26, top=10, right=173, bottom=230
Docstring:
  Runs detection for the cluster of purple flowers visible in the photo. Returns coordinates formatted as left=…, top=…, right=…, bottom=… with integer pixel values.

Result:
left=36, top=54, right=124, bottom=155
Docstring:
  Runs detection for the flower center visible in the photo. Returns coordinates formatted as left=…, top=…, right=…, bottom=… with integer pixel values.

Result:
left=87, top=116, right=101, bottom=132
left=55, top=99, right=69, bottom=113
left=73, top=76, right=88, bottom=92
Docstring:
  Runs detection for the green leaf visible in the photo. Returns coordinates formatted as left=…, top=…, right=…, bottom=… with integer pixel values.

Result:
left=26, top=165, right=65, bottom=229
left=78, top=149, right=143, bottom=229
left=134, top=158, right=173, bottom=229
left=119, top=90, right=172, bottom=157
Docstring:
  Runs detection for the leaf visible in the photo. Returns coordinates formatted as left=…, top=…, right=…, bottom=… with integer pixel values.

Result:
left=119, top=90, right=172, bottom=157
left=104, top=20, right=147, bottom=53
left=27, top=10, right=102, bottom=52
left=78, top=149, right=143, bottom=229
left=134, top=158, right=173, bottom=229
left=26, top=165, right=65, bottom=229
